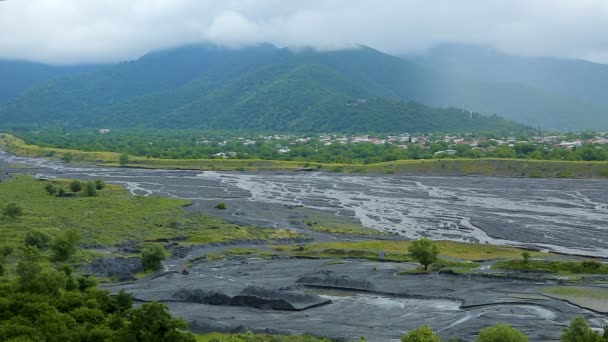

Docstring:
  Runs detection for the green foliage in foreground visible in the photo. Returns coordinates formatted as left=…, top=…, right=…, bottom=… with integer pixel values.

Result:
left=401, top=325, right=440, bottom=342
left=561, top=317, right=608, bottom=342
left=0, top=248, right=195, bottom=342
left=494, top=259, right=608, bottom=274
left=477, top=324, right=528, bottom=342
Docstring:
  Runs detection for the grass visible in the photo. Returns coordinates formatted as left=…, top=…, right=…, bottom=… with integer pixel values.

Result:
left=289, top=240, right=538, bottom=261
left=493, top=260, right=608, bottom=274
left=195, top=332, right=331, bottom=342
left=0, top=175, right=304, bottom=250
left=304, top=220, right=390, bottom=236
left=3, top=133, right=608, bottom=178
left=542, top=287, right=608, bottom=313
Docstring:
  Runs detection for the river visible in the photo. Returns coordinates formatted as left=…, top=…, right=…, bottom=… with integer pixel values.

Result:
left=1, top=150, right=607, bottom=257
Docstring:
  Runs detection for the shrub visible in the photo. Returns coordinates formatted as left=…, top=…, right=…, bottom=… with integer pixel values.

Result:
left=2, top=202, right=24, bottom=219
left=69, top=180, right=82, bottom=193
left=215, top=203, right=227, bottom=210
left=141, top=244, right=166, bottom=271
left=119, top=154, right=129, bottom=166
left=561, top=316, right=605, bottom=342
left=477, top=324, right=528, bottom=342
left=51, top=229, right=80, bottom=261
left=44, top=183, right=57, bottom=196
left=85, top=181, right=97, bottom=197
left=25, top=229, right=52, bottom=249
left=94, top=179, right=106, bottom=190
left=401, top=325, right=440, bottom=342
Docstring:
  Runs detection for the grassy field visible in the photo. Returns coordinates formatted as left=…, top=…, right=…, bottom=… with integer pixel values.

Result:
left=3, top=132, right=608, bottom=177
left=0, top=175, right=303, bottom=249
left=493, top=259, right=608, bottom=274
left=273, top=240, right=539, bottom=262
left=542, top=287, right=608, bottom=313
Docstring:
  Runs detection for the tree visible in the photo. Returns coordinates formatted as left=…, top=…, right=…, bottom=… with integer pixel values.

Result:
left=57, top=187, right=66, bottom=197
left=24, top=229, right=52, bottom=249
left=119, top=154, right=129, bottom=166
left=3, top=202, right=24, bottom=219
left=401, top=325, right=440, bottom=342
left=94, top=179, right=106, bottom=190
left=50, top=229, right=80, bottom=261
left=85, top=181, right=97, bottom=197
left=561, top=317, right=605, bottom=342
left=408, top=238, right=439, bottom=271
left=141, top=244, right=166, bottom=271
left=44, top=183, right=57, bottom=196
left=477, top=324, right=528, bottom=342
left=70, top=180, right=82, bottom=193
left=118, top=302, right=195, bottom=342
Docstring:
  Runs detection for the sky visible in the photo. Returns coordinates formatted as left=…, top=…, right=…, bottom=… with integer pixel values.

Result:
left=1, top=0, right=608, bottom=64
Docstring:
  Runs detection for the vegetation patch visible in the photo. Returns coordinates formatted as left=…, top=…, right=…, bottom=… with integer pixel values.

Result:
left=493, top=259, right=608, bottom=274
left=293, top=240, right=539, bottom=261
left=304, top=220, right=389, bottom=236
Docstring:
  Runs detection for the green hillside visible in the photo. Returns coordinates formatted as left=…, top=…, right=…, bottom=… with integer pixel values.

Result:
left=0, top=43, right=595, bottom=132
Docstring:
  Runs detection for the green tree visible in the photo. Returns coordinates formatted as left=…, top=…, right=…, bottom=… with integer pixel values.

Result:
left=477, top=324, right=528, bottom=342
left=69, top=180, right=82, bottom=193
left=44, top=183, right=57, bottom=196
left=118, top=302, right=195, bottom=342
left=561, top=317, right=605, bottom=342
left=2, top=202, right=24, bottom=219
left=57, top=187, right=66, bottom=197
left=119, top=154, right=129, bottom=166
left=401, top=325, right=440, bottom=342
left=50, top=229, right=80, bottom=261
left=408, top=238, right=439, bottom=271
left=141, top=244, right=166, bottom=271
left=24, top=229, right=52, bottom=249
left=85, top=181, right=97, bottom=197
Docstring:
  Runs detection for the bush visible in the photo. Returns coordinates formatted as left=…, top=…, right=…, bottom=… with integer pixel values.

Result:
left=215, top=203, right=227, bottom=210
left=51, top=229, right=80, bottom=261
left=561, top=316, right=606, bottom=342
left=69, top=180, right=82, bottom=193
left=477, top=324, right=528, bottom=342
left=141, top=244, right=166, bottom=272
left=408, top=238, right=439, bottom=271
left=2, top=202, right=24, bottom=219
left=85, top=181, right=97, bottom=197
left=44, top=183, right=57, bottom=196
left=25, top=229, right=52, bottom=249
left=94, top=179, right=106, bottom=190
left=57, top=187, right=66, bottom=197
left=401, top=325, right=440, bottom=342
left=119, top=154, right=129, bottom=166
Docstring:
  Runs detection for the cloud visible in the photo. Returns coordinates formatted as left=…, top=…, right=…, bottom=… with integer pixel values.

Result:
left=0, top=0, right=607, bottom=64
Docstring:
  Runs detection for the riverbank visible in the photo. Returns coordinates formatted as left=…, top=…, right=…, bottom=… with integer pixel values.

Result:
left=2, top=132, right=608, bottom=178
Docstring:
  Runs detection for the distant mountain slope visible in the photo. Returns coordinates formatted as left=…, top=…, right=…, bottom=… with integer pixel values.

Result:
left=0, top=60, right=102, bottom=102
left=0, top=43, right=602, bottom=131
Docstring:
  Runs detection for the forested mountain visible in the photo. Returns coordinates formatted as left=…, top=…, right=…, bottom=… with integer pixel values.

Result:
left=0, top=60, right=102, bottom=102
left=0, top=43, right=603, bottom=132
left=408, top=44, right=608, bottom=126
